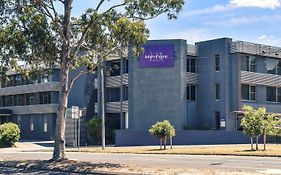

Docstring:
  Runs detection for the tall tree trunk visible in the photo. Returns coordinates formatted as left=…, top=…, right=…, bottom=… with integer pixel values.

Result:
left=53, top=65, right=69, bottom=160
left=164, top=136, right=167, bottom=150
left=263, top=128, right=266, bottom=151
left=52, top=0, right=73, bottom=160
left=160, top=138, right=162, bottom=150
left=256, top=136, right=259, bottom=150
left=170, top=136, right=173, bottom=149
left=250, top=137, right=253, bottom=151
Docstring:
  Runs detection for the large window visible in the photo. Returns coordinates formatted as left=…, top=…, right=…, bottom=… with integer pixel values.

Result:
left=107, top=87, right=120, bottom=102
left=215, top=55, right=220, bottom=71
left=187, top=57, right=196, bottom=73
left=241, top=84, right=256, bottom=101
left=266, top=58, right=281, bottom=75
left=215, top=84, right=220, bottom=100
left=186, top=85, right=196, bottom=101
left=4, top=96, right=13, bottom=106
left=241, top=55, right=256, bottom=72
left=15, top=94, right=24, bottom=106
left=267, top=86, right=281, bottom=102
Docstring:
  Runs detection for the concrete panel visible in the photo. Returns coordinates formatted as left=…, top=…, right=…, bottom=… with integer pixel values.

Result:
left=116, top=130, right=250, bottom=146
left=128, top=40, right=187, bottom=130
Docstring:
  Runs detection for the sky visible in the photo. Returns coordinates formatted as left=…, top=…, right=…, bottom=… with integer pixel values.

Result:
left=70, top=0, right=281, bottom=46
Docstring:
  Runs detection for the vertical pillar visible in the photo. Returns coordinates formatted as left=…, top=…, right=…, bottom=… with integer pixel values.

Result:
left=120, top=58, right=124, bottom=129
left=125, top=112, right=129, bottom=129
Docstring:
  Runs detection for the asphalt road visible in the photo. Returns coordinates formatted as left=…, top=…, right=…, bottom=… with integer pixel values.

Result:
left=1, top=152, right=281, bottom=174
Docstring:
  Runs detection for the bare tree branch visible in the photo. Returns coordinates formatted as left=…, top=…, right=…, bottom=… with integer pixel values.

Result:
left=96, top=0, right=105, bottom=11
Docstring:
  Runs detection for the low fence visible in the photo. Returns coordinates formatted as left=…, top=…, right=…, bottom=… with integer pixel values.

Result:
left=115, top=130, right=251, bottom=146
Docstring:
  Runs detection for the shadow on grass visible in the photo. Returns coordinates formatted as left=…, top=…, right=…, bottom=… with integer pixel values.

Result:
left=0, top=160, right=121, bottom=174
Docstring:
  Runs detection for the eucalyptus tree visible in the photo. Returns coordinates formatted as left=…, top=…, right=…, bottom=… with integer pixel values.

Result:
left=0, top=0, right=184, bottom=160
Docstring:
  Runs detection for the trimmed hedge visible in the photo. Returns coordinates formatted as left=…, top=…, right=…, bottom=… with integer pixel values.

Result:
left=0, top=122, right=20, bottom=147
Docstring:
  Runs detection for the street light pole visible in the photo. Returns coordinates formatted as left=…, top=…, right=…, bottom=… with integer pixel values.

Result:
left=101, top=64, right=106, bottom=150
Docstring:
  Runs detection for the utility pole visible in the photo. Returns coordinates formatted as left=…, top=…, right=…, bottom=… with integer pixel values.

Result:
left=101, top=64, right=106, bottom=150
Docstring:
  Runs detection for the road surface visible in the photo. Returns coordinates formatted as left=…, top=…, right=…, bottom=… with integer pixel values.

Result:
left=1, top=152, right=281, bottom=174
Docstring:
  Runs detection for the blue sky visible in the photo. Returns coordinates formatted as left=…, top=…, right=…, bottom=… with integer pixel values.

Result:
left=71, top=0, right=281, bottom=46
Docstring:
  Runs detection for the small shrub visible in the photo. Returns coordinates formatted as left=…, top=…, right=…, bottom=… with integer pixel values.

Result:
left=87, top=117, right=102, bottom=145
left=0, top=122, right=20, bottom=147
left=149, top=120, right=175, bottom=150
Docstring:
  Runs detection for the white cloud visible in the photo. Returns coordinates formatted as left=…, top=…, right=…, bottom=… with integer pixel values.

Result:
left=258, top=34, right=267, bottom=40
left=184, top=0, right=280, bottom=17
left=230, top=0, right=281, bottom=9
left=207, top=15, right=281, bottom=26
left=184, top=4, right=237, bottom=17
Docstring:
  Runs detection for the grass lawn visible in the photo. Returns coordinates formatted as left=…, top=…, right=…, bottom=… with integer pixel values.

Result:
left=67, top=144, right=281, bottom=157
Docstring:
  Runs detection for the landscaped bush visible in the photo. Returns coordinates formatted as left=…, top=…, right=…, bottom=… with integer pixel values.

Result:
left=149, top=120, right=175, bottom=150
left=0, top=122, right=20, bottom=147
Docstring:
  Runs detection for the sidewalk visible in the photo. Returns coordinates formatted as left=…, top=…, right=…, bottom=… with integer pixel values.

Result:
left=0, top=141, right=53, bottom=153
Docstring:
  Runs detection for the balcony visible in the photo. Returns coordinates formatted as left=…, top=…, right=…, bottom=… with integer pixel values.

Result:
left=186, top=72, right=199, bottom=84
left=241, top=71, right=281, bottom=87
left=95, top=101, right=128, bottom=114
left=0, top=104, right=58, bottom=115
left=94, top=74, right=128, bottom=88
left=0, top=82, right=60, bottom=96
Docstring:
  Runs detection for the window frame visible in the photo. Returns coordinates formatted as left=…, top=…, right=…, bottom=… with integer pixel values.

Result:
left=215, top=54, right=220, bottom=71
left=241, top=84, right=256, bottom=101
left=215, top=84, right=220, bottom=100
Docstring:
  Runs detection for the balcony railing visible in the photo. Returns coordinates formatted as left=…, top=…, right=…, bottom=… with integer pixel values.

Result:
left=231, top=41, right=281, bottom=59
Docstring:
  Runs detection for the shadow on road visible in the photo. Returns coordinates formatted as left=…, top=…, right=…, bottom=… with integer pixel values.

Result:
left=0, top=160, right=123, bottom=175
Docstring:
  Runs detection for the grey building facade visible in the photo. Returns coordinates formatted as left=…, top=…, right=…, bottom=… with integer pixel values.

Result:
left=0, top=67, right=92, bottom=143
left=2, top=37, right=281, bottom=143
left=94, top=38, right=281, bottom=134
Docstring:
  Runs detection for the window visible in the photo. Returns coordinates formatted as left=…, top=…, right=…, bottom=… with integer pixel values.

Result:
left=267, top=86, right=281, bottom=102
left=186, top=57, right=196, bottom=73
left=241, top=84, right=256, bottom=101
left=4, top=96, right=13, bottom=106
left=241, top=55, right=256, bottom=72
left=43, top=116, right=47, bottom=132
left=107, top=61, right=120, bottom=76
left=215, top=55, right=220, bottom=71
left=15, top=75, right=23, bottom=86
left=26, top=93, right=36, bottom=105
left=123, top=85, right=128, bottom=101
left=187, top=85, right=196, bottom=101
left=266, top=58, right=281, bottom=75
left=15, top=94, right=24, bottom=106
left=107, top=87, right=120, bottom=102
left=30, top=116, right=34, bottom=131
left=215, top=84, right=220, bottom=100
left=40, top=92, right=51, bottom=104
left=215, top=111, right=220, bottom=130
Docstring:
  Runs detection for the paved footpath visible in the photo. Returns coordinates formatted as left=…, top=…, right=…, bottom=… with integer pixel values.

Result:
left=1, top=151, right=281, bottom=174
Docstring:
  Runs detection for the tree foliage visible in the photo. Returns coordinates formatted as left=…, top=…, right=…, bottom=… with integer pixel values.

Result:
left=0, top=122, right=20, bottom=147
left=241, top=105, right=264, bottom=150
left=149, top=120, right=175, bottom=150
left=0, top=0, right=184, bottom=160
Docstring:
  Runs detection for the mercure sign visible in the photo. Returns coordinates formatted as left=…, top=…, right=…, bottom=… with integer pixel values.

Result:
left=140, top=45, right=174, bottom=68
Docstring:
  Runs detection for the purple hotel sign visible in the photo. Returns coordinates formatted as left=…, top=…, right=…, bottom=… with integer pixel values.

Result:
left=140, top=45, right=174, bottom=68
